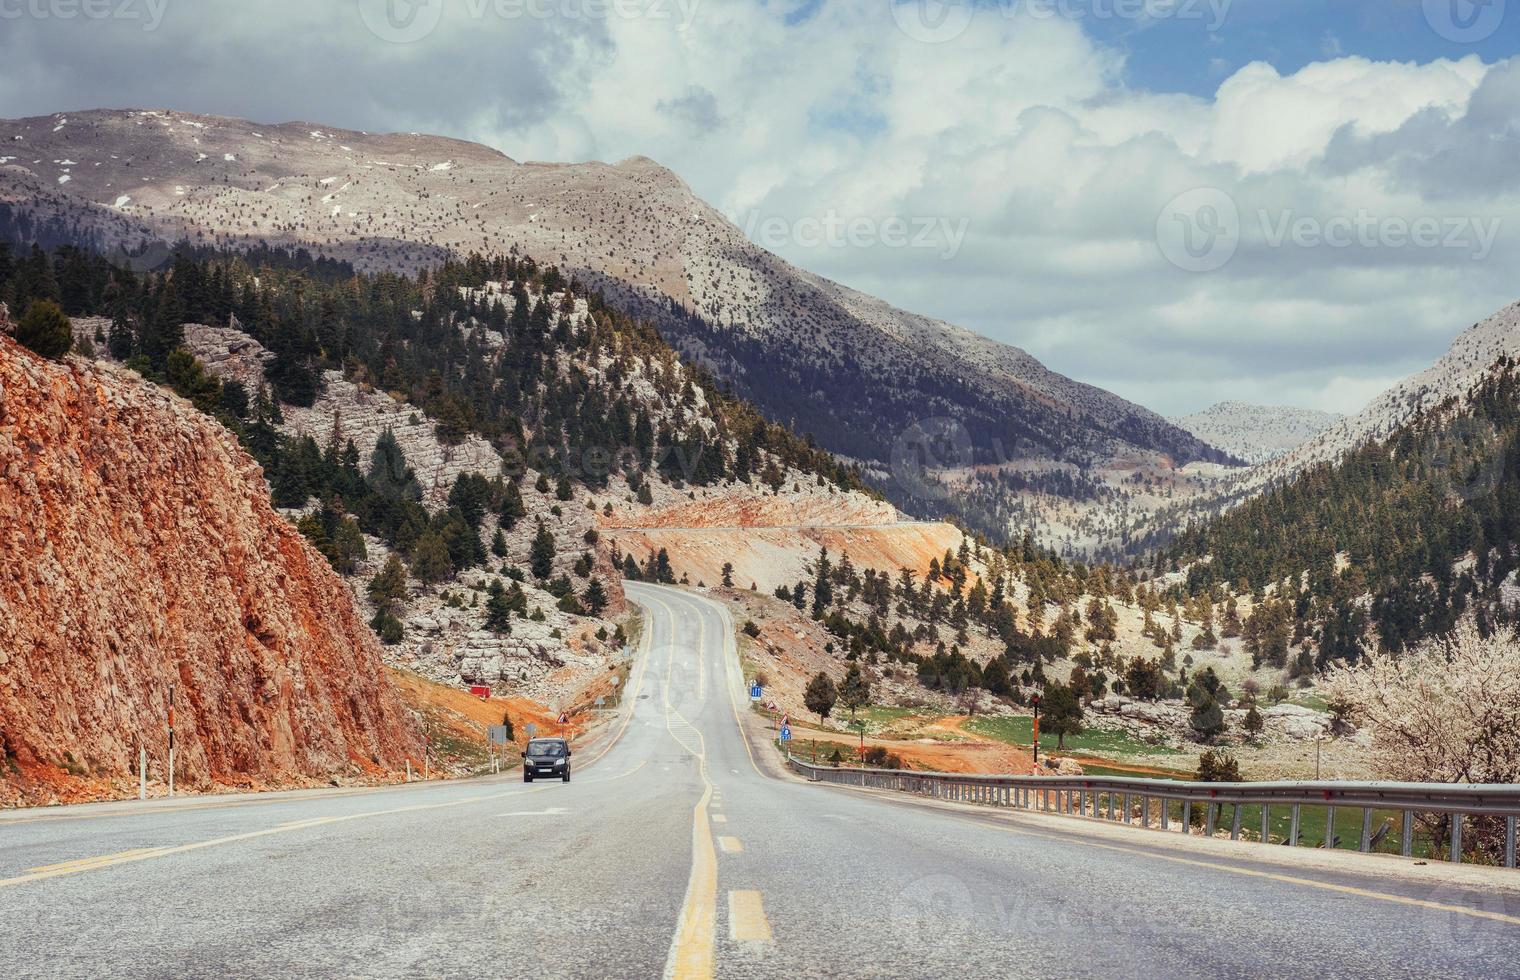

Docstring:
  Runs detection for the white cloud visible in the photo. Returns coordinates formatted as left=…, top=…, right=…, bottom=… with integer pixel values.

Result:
left=0, top=0, right=1515, bottom=417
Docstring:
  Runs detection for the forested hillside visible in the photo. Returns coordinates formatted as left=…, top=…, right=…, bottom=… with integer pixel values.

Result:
left=0, top=233, right=880, bottom=705
left=1165, top=361, right=1520, bottom=661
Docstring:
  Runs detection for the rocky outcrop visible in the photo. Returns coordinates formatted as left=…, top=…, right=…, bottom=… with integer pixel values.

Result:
left=0, top=336, right=422, bottom=805
left=181, top=323, right=274, bottom=391
left=1086, top=695, right=1337, bottom=746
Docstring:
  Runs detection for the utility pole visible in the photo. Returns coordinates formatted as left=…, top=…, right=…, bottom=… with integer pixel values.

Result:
left=1031, top=694, right=1041, bottom=768
left=167, top=683, right=176, bottom=799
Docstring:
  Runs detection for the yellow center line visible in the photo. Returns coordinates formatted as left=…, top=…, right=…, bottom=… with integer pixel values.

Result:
left=728, top=890, right=773, bottom=942
left=636, top=589, right=716, bottom=980
left=0, top=787, right=542, bottom=890
left=25, top=847, right=167, bottom=874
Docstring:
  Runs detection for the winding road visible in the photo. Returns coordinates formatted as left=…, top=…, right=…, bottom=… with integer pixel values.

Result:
left=1, top=583, right=1516, bottom=978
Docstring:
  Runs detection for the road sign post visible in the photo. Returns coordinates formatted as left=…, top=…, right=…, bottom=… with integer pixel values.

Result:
left=1031, top=694, right=1041, bottom=768
left=487, top=724, right=510, bottom=775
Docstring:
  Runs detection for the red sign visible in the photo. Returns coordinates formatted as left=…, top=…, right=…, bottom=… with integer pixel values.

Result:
left=469, top=685, right=491, bottom=700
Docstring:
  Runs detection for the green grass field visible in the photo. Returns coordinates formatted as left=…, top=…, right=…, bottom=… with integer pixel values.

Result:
left=965, top=715, right=1184, bottom=758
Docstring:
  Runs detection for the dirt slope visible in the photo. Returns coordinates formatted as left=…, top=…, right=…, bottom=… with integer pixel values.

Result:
left=0, top=336, right=422, bottom=805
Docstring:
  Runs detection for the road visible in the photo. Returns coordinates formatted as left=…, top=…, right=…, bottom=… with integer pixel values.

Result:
left=1, top=582, right=1516, bottom=978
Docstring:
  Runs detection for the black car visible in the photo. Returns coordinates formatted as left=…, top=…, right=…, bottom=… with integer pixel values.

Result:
left=522, top=737, right=571, bottom=783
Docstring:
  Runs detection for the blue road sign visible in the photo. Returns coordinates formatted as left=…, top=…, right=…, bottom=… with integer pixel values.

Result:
left=779, top=725, right=792, bottom=742
left=749, top=682, right=762, bottom=701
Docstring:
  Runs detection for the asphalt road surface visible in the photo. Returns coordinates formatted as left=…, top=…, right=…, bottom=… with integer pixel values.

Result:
left=1, top=582, right=1516, bottom=978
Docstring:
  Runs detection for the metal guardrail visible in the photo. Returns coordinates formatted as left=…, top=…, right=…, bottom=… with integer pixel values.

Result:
left=787, top=756, right=1520, bottom=868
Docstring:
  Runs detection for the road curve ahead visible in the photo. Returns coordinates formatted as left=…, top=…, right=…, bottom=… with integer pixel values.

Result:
left=0, top=583, right=1515, bottom=978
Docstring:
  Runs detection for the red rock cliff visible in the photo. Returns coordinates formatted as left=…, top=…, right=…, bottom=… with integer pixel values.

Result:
left=0, top=336, right=422, bottom=805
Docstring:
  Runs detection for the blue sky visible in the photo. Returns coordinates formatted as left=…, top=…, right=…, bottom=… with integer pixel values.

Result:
left=1108, top=0, right=1515, bottom=93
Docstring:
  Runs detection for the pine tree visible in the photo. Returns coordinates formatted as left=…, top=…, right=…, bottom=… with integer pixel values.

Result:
left=804, top=672, right=838, bottom=720
left=15, top=299, right=72, bottom=359
left=368, top=554, right=410, bottom=611
left=812, top=546, right=834, bottom=616
left=721, top=562, right=735, bottom=588
left=1041, top=681, right=1084, bottom=750
left=583, top=576, right=609, bottom=616
left=838, top=661, right=871, bottom=716
left=499, top=480, right=527, bottom=529
left=411, top=530, right=453, bottom=585
left=530, top=520, right=556, bottom=579
left=485, top=579, right=514, bottom=634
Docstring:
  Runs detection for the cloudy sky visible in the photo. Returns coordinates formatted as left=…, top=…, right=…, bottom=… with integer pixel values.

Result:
left=1, top=0, right=1517, bottom=416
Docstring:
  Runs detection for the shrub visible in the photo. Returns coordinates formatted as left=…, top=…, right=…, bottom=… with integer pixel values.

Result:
left=15, top=299, right=73, bottom=360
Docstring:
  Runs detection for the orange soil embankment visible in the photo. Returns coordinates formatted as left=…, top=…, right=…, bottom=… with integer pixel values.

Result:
left=775, top=716, right=1035, bottom=775
left=388, top=670, right=579, bottom=759
left=609, top=523, right=964, bottom=594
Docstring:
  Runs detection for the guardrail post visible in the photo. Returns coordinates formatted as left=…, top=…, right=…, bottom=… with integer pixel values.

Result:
left=1140, top=796, right=1149, bottom=828
left=1260, top=803, right=1269, bottom=843
left=1359, top=808, right=1373, bottom=853
left=1324, top=806, right=1335, bottom=849
left=1181, top=801, right=1191, bottom=834
left=1450, top=813, right=1462, bottom=863
left=1507, top=816, right=1516, bottom=869
left=1123, top=793, right=1132, bottom=824
left=1230, top=803, right=1242, bottom=841
left=1161, top=799, right=1170, bottom=831
left=1205, top=801, right=1215, bottom=838
left=1289, top=804, right=1300, bottom=846
left=1401, top=810, right=1413, bottom=857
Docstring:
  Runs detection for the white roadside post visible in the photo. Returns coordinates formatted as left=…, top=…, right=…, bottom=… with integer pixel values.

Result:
left=167, top=683, right=176, bottom=799
left=139, top=746, right=146, bottom=800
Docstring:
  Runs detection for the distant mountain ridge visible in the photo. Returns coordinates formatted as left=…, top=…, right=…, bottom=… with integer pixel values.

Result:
left=1242, top=301, right=1520, bottom=491
left=0, top=108, right=1230, bottom=542
left=1172, top=402, right=1343, bottom=466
